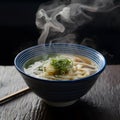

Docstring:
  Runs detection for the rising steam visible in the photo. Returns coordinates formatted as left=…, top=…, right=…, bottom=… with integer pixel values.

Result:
left=35, top=0, right=119, bottom=44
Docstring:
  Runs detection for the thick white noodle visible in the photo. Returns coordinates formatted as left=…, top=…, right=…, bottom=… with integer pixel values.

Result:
left=24, top=54, right=98, bottom=80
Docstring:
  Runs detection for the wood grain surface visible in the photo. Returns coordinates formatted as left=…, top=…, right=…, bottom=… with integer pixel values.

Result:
left=0, top=65, right=120, bottom=120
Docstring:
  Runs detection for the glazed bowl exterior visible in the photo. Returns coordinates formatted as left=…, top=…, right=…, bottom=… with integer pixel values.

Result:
left=14, top=43, right=106, bottom=106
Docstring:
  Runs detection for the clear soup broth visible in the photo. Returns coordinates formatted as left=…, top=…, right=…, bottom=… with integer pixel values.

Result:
left=24, top=53, right=98, bottom=80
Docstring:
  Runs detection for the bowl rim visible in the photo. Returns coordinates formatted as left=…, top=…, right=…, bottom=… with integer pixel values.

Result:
left=14, top=43, right=106, bottom=83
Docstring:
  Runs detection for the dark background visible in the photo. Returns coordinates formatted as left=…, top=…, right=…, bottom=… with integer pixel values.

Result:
left=0, top=0, right=120, bottom=65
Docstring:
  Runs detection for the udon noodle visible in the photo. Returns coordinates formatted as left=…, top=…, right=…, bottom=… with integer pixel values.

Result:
left=24, top=54, right=98, bottom=80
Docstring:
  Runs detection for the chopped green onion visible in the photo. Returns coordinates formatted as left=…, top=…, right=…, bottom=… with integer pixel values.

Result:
left=50, top=57, right=73, bottom=75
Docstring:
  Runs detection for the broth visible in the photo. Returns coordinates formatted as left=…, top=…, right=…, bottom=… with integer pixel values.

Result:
left=24, top=54, right=98, bottom=80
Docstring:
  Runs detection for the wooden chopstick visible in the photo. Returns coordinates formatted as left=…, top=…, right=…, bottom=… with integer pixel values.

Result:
left=0, top=87, right=31, bottom=105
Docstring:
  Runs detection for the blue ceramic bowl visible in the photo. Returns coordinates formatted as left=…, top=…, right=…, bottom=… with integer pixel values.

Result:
left=14, top=43, right=106, bottom=107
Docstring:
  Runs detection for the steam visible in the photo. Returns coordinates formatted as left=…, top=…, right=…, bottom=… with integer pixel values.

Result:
left=35, top=0, right=120, bottom=44
left=36, top=6, right=65, bottom=44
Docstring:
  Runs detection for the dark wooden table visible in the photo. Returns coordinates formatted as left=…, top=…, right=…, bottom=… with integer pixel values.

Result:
left=0, top=65, right=120, bottom=120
